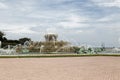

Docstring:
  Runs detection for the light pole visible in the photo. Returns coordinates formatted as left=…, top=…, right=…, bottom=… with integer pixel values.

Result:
left=0, top=41, right=1, bottom=48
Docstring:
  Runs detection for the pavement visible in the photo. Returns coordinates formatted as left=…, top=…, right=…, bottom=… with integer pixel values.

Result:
left=0, top=57, right=120, bottom=80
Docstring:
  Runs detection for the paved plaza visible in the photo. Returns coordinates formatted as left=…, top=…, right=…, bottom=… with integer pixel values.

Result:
left=0, top=57, right=120, bottom=80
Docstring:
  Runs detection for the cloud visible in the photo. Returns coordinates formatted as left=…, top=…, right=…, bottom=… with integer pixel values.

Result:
left=0, top=0, right=119, bottom=46
left=59, top=22, right=88, bottom=29
left=97, top=13, right=120, bottom=22
left=46, top=27, right=57, bottom=34
left=91, top=0, right=120, bottom=8
left=58, top=14, right=89, bottom=29
left=0, top=2, right=8, bottom=9
left=0, top=23, right=37, bottom=34
left=5, top=27, right=36, bottom=34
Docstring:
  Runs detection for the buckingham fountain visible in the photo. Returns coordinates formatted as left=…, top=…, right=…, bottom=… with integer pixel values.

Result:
left=18, top=33, right=75, bottom=53
left=0, top=33, right=107, bottom=55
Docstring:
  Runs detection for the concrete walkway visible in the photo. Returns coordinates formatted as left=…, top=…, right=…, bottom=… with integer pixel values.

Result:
left=0, top=57, right=120, bottom=80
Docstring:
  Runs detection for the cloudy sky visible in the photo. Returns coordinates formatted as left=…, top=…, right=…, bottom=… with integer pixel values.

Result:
left=0, top=0, right=120, bottom=47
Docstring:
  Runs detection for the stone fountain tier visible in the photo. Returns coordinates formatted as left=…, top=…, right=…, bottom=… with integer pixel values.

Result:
left=44, top=33, right=58, bottom=42
left=17, top=40, right=72, bottom=53
left=30, top=41, right=74, bottom=52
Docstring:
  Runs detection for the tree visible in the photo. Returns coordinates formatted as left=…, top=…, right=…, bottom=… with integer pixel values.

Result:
left=0, top=31, right=5, bottom=37
left=19, top=37, right=31, bottom=45
left=0, top=31, right=5, bottom=41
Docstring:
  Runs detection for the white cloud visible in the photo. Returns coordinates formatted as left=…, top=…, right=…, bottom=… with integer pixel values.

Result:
left=0, top=2, right=8, bottom=9
left=91, top=0, right=120, bottom=8
left=59, top=22, right=88, bottom=29
left=108, top=26, right=120, bottom=32
left=118, top=37, right=120, bottom=44
left=75, top=30, right=83, bottom=33
left=46, top=27, right=57, bottom=34
left=67, top=14, right=88, bottom=22
left=0, top=23, right=37, bottom=34
left=58, top=14, right=89, bottom=29
left=5, top=28, right=35, bottom=34
left=97, top=13, right=120, bottom=22
left=0, top=0, right=119, bottom=46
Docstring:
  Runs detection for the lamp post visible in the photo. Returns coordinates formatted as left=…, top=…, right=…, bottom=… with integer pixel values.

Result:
left=0, top=41, right=1, bottom=48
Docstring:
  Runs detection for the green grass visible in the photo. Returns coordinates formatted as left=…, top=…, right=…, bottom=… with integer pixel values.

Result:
left=0, top=53, right=120, bottom=58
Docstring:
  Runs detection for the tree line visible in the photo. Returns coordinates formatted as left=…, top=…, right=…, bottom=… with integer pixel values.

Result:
left=0, top=31, right=31, bottom=47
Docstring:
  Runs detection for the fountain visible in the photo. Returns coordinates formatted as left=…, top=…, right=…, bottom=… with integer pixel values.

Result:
left=44, top=33, right=58, bottom=42
left=0, top=33, right=97, bottom=55
left=40, top=45, right=44, bottom=53
left=74, top=45, right=96, bottom=54
left=14, top=33, right=73, bottom=53
left=0, top=44, right=17, bottom=55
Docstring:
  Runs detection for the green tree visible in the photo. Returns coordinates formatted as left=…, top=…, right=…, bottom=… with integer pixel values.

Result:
left=0, top=31, right=5, bottom=37
left=0, top=31, right=5, bottom=41
left=19, top=37, right=31, bottom=45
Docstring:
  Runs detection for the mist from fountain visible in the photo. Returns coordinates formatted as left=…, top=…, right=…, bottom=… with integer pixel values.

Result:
left=0, top=45, right=17, bottom=55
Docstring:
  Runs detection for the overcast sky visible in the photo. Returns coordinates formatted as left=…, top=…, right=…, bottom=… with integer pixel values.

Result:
left=0, top=0, right=120, bottom=47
